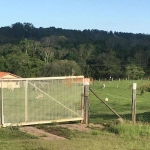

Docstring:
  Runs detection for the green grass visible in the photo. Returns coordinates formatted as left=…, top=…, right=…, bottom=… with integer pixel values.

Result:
left=0, top=126, right=37, bottom=141
left=90, top=79, right=150, bottom=124
left=1, top=79, right=150, bottom=150
left=105, top=122, right=150, bottom=139
left=1, top=124, right=150, bottom=150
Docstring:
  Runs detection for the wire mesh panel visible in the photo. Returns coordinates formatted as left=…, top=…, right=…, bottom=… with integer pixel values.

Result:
left=1, top=76, right=84, bottom=127
left=2, top=80, right=25, bottom=125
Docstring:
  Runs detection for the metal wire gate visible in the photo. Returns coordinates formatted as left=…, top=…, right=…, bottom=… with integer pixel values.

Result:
left=0, top=76, right=84, bottom=127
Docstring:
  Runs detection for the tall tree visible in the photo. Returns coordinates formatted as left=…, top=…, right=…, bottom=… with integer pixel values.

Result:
left=96, top=50, right=121, bottom=78
left=38, top=60, right=81, bottom=77
left=11, top=22, right=24, bottom=38
left=125, top=64, right=145, bottom=80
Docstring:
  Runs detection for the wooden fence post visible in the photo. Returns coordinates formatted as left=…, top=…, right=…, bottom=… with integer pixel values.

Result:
left=132, top=83, right=137, bottom=124
left=83, top=82, right=89, bottom=124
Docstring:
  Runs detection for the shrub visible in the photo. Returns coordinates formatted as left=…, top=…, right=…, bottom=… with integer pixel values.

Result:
left=139, top=84, right=150, bottom=93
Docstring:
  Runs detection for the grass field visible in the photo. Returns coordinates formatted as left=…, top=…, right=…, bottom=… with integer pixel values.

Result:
left=0, top=79, right=150, bottom=150
left=1, top=123, right=150, bottom=150
left=90, top=79, right=150, bottom=124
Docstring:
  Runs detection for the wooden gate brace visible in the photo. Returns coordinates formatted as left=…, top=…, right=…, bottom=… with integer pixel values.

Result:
left=89, top=87, right=122, bottom=119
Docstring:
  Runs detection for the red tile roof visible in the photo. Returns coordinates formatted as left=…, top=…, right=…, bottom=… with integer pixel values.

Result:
left=0, top=72, right=20, bottom=78
left=0, top=72, right=9, bottom=78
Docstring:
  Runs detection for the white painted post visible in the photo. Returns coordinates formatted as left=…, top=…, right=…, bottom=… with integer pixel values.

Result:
left=25, top=80, right=28, bottom=123
left=132, top=83, right=137, bottom=124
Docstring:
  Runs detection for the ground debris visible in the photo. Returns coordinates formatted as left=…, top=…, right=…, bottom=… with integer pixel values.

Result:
left=57, top=123, right=104, bottom=131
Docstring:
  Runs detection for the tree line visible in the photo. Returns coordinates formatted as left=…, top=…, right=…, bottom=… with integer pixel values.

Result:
left=0, top=22, right=150, bottom=79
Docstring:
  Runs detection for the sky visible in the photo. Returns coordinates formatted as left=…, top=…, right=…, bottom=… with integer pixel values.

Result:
left=0, top=0, right=150, bottom=34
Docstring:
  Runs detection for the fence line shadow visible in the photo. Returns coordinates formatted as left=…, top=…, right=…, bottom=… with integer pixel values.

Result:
left=90, top=112, right=150, bottom=123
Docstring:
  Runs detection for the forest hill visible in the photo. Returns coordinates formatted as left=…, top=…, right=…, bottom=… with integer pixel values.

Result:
left=0, top=22, right=150, bottom=79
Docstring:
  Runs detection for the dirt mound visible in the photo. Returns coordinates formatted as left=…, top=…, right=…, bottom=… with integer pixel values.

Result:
left=20, top=126, right=66, bottom=141
left=20, top=123, right=104, bottom=141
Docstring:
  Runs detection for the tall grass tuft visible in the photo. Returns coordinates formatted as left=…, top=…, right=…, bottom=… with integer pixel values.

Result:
left=105, top=123, right=150, bottom=139
left=0, top=127, right=37, bottom=141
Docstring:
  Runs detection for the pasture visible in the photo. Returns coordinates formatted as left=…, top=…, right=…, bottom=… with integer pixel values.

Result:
left=0, top=79, right=150, bottom=150
left=90, top=79, right=150, bottom=124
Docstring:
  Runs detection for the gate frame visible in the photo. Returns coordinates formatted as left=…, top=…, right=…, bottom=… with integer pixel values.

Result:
left=0, top=76, right=88, bottom=127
